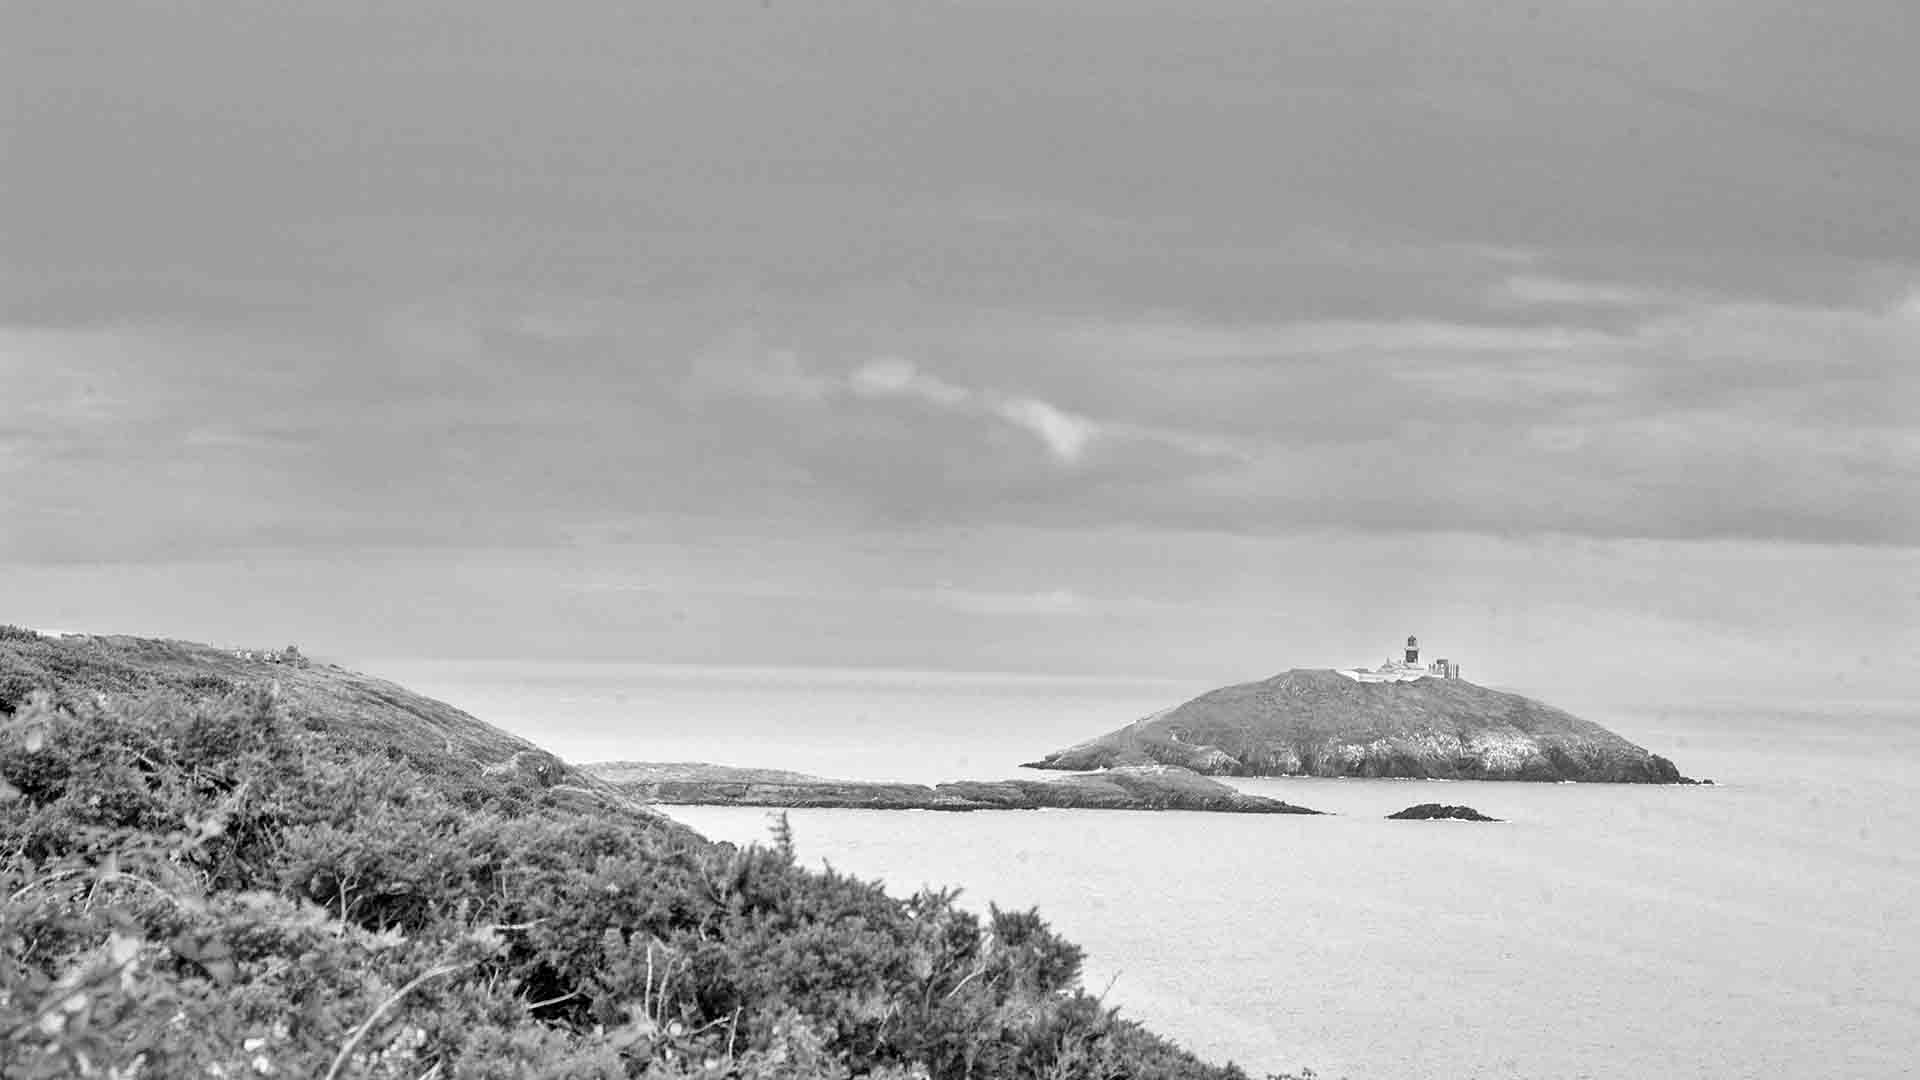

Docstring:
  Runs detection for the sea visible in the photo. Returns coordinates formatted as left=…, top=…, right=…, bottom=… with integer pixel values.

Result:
left=374, top=659, right=1919, bottom=1080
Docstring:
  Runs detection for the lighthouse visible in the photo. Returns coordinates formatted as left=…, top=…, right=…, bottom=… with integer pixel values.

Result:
left=1338, top=635, right=1462, bottom=682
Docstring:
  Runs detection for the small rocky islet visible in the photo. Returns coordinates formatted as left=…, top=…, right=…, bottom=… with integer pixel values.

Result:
left=1388, top=803, right=1502, bottom=822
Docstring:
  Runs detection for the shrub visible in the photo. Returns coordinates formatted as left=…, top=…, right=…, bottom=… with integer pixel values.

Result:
left=0, top=689, right=1256, bottom=1080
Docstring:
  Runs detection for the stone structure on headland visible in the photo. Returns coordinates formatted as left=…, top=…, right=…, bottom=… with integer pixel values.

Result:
left=1337, top=634, right=1460, bottom=683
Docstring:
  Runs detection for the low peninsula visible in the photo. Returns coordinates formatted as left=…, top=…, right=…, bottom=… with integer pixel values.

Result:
left=585, top=761, right=1322, bottom=814
left=1025, top=640, right=1696, bottom=783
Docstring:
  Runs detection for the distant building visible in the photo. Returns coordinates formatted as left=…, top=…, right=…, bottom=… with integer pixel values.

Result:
left=1338, top=635, right=1462, bottom=683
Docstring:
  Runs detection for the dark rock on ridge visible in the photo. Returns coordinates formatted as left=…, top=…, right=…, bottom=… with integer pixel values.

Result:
left=586, top=761, right=1322, bottom=814
left=1023, top=668, right=1695, bottom=784
left=1388, top=803, right=1500, bottom=821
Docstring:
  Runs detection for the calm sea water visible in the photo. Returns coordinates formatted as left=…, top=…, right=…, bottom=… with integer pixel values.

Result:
left=375, top=660, right=1920, bottom=1080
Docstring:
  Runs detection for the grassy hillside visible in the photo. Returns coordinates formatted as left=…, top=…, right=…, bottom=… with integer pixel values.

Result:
left=0, top=627, right=1298, bottom=1079
left=0, top=627, right=578, bottom=789
left=1027, top=668, right=1690, bottom=783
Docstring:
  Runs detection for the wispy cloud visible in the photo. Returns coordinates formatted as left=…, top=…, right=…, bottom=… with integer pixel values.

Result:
left=1064, top=318, right=1625, bottom=362
left=930, top=586, right=1089, bottom=616
left=847, top=358, right=1100, bottom=466
left=1490, top=274, right=1663, bottom=309
left=990, top=397, right=1097, bottom=464
left=848, top=358, right=970, bottom=406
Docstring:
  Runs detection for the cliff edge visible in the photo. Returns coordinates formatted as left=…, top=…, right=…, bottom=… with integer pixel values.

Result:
left=1023, top=668, right=1694, bottom=783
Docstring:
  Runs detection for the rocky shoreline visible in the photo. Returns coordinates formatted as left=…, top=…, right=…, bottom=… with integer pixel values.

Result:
left=585, top=761, right=1322, bottom=814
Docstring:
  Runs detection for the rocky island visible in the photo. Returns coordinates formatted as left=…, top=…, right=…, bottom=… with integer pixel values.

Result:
left=1025, top=639, right=1696, bottom=783
left=585, top=761, right=1322, bottom=814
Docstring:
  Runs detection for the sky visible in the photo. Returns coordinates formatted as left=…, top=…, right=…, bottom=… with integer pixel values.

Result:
left=3, top=1, right=1917, bottom=704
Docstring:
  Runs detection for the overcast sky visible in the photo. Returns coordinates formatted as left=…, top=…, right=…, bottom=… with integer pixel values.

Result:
left=3, top=1, right=1916, bottom=702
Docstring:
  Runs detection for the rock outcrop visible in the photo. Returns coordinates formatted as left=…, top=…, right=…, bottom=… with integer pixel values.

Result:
left=480, top=749, right=567, bottom=788
left=1023, top=668, right=1694, bottom=783
left=1387, top=803, right=1500, bottom=821
left=586, top=761, right=1321, bottom=814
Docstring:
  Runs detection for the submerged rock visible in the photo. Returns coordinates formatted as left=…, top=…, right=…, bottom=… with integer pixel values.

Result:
left=585, top=761, right=1322, bottom=814
left=1023, top=668, right=1696, bottom=784
left=1387, top=803, right=1500, bottom=822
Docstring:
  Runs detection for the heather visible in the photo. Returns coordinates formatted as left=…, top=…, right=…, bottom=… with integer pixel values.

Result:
left=0, top=629, right=1287, bottom=1079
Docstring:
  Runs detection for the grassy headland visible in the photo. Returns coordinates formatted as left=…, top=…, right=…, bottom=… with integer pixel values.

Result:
left=0, top=627, right=1305, bottom=1079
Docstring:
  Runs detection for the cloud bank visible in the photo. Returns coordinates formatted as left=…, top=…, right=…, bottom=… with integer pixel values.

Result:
left=2, top=1, right=1915, bottom=687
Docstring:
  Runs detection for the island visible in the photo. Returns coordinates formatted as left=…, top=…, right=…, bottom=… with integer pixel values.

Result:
left=584, top=761, right=1323, bottom=814
left=1024, top=637, right=1697, bottom=783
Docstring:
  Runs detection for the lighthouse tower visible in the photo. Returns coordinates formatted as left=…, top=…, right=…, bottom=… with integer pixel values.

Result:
left=1337, top=634, right=1460, bottom=682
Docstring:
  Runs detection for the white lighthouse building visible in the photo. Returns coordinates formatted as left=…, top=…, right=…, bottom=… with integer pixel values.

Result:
left=1337, top=635, right=1462, bottom=683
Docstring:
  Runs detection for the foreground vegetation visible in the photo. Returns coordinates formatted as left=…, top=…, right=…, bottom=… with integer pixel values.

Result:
left=0, top=628, right=1301, bottom=1078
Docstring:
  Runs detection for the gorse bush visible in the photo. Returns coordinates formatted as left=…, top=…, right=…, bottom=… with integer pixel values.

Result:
left=0, top=688, right=1272, bottom=1079
left=0, top=631, right=237, bottom=717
